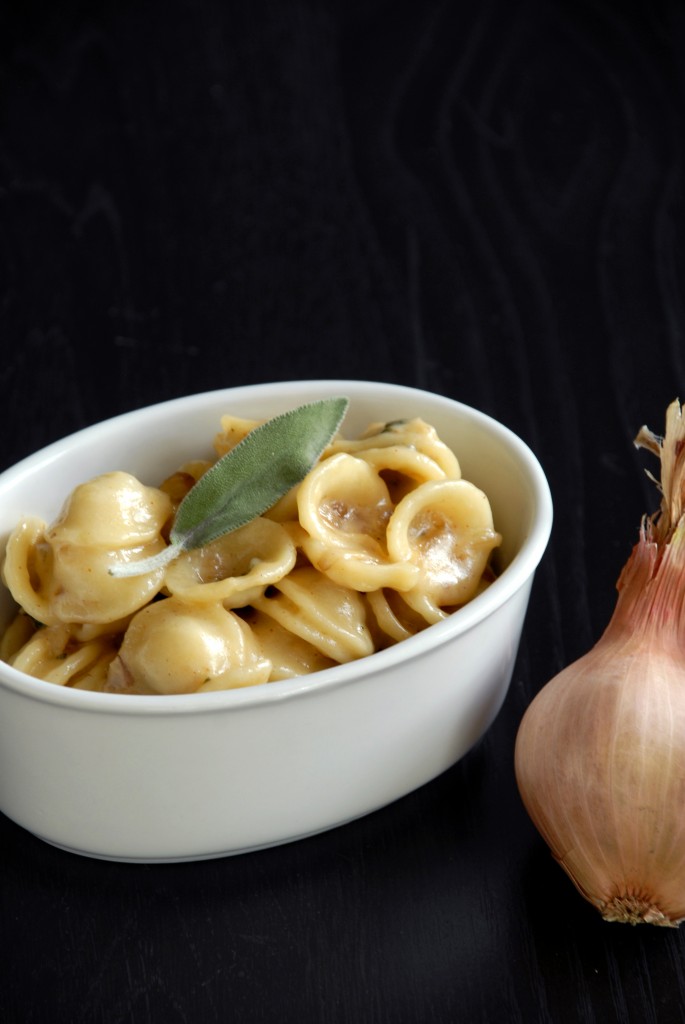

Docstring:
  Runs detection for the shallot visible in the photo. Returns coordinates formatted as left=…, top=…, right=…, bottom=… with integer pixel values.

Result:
left=515, top=399, right=685, bottom=926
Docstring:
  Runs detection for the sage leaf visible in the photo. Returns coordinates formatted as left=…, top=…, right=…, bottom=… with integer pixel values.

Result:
left=110, top=396, right=349, bottom=577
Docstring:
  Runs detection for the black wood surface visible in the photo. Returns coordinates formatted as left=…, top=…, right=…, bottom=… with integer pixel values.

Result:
left=2, top=1, right=685, bottom=1021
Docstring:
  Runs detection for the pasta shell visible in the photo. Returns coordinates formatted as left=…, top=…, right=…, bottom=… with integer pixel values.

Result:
left=330, top=418, right=461, bottom=478
left=213, top=414, right=262, bottom=457
left=163, top=517, right=296, bottom=608
left=9, top=622, right=118, bottom=689
left=49, top=545, right=169, bottom=624
left=46, top=472, right=171, bottom=548
left=386, top=479, right=501, bottom=622
left=364, top=588, right=428, bottom=645
left=158, top=461, right=212, bottom=508
left=113, top=597, right=272, bottom=694
left=241, top=609, right=337, bottom=679
left=2, top=473, right=172, bottom=626
left=2, top=517, right=57, bottom=625
left=0, top=610, right=37, bottom=661
left=252, top=566, right=374, bottom=663
left=355, top=445, right=447, bottom=503
left=297, top=453, right=419, bottom=592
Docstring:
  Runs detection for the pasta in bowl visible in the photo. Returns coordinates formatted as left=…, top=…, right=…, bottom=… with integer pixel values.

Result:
left=0, top=380, right=552, bottom=861
left=1, top=410, right=502, bottom=694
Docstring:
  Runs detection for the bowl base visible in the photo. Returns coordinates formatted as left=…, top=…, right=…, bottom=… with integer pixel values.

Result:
left=26, top=816, right=359, bottom=863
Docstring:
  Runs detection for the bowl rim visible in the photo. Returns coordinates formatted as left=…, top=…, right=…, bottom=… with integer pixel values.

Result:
left=0, top=379, right=553, bottom=716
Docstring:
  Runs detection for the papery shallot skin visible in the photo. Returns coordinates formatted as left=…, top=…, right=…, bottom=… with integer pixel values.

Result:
left=515, top=521, right=685, bottom=927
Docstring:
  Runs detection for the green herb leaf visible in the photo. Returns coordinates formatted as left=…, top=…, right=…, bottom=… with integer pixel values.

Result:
left=110, top=396, right=349, bottom=577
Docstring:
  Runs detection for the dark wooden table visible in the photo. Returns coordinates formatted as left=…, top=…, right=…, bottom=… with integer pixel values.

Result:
left=2, top=1, right=685, bottom=1021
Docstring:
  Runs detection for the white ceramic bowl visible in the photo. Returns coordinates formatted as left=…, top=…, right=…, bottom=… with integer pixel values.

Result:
left=0, top=380, right=552, bottom=862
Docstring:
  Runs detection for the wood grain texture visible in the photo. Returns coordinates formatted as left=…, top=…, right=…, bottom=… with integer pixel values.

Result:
left=2, top=1, right=685, bottom=1021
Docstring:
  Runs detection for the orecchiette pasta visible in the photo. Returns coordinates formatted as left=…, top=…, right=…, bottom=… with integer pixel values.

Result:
left=108, top=598, right=272, bottom=695
left=296, top=453, right=421, bottom=592
left=386, top=479, right=501, bottom=623
left=252, top=566, right=375, bottom=663
left=0, top=411, right=501, bottom=695
left=9, top=622, right=118, bottom=689
left=329, top=418, right=461, bottom=478
left=240, top=609, right=338, bottom=679
left=163, top=517, right=297, bottom=608
left=213, top=414, right=263, bottom=457
left=3, top=472, right=171, bottom=626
